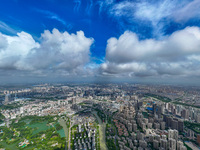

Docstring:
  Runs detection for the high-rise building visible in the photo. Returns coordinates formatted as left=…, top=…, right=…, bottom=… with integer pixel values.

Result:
left=20, top=107, right=24, bottom=114
left=180, top=146, right=187, bottom=150
left=161, top=122, right=166, bottom=130
left=133, top=123, right=137, bottom=132
left=155, top=135, right=161, bottom=143
left=174, top=130, right=179, bottom=141
left=160, top=139, right=168, bottom=150
left=171, top=119, right=178, bottom=130
left=128, top=123, right=132, bottom=132
left=72, top=98, right=76, bottom=104
left=196, top=114, right=200, bottom=123
left=177, top=141, right=183, bottom=150
left=120, top=105, right=124, bottom=112
left=166, top=116, right=173, bottom=127
left=187, top=129, right=194, bottom=139
left=78, top=124, right=81, bottom=133
left=58, top=100, right=61, bottom=105
left=168, top=129, right=174, bottom=139
left=153, top=140, right=159, bottom=149
left=147, top=123, right=152, bottom=129
left=181, top=109, right=189, bottom=119
left=153, top=104, right=157, bottom=115
left=168, top=138, right=176, bottom=150
left=197, top=134, right=200, bottom=145
left=161, top=104, right=165, bottom=114
left=178, top=120, right=184, bottom=132
left=4, top=94, right=11, bottom=105
left=149, top=135, right=154, bottom=142
left=139, top=140, right=147, bottom=149
left=168, top=129, right=178, bottom=140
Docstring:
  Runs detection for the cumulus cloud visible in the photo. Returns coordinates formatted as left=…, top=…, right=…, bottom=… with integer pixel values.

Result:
left=0, top=29, right=94, bottom=77
left=0, top=32, right=39, bottom=70
left=101, top=26, right=200, bottom=77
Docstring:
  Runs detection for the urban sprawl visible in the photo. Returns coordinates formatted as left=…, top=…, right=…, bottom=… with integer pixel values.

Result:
left=0, top=83, right=200, bottom=150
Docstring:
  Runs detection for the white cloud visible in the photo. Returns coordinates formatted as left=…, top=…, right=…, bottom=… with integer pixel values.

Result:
left=102, top=0, right=200, bottom=37
left=109, top=1, right=135, bottom=17
left=109, top=0, right=175, bottom=24
left=101, top=26, right=200, bottom=77
left=173, top=0, right=200, bottom=22
left=0, top=32, right=39, bottom=69
left=0, top=21, right=18, bottom=34
left=74, top=0, right=82, bottom=13
left=134, top=0, right=178, bottom=24
left=104, top=0, right=178, bottom=36
left=34, top=9, right=67, bottom=26
left=0, top=29, right=94, bottom=77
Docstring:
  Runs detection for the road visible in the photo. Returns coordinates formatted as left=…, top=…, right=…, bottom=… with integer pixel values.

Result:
left=185, top=141, right=199, bottom=150
left=58, top=118, right=69, bottom=150
left=68, top=119, right=72, bottom=150
left=92, top=111, right=108, bottom=150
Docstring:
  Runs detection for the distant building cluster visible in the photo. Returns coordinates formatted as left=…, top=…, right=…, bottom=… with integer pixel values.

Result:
left=1, top=83, right=200, bottom=149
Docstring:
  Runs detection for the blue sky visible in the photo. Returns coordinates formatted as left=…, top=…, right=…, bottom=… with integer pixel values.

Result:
left=1, top=0, right=200, bottom=84
left=0, top=0, right=119, bottom=59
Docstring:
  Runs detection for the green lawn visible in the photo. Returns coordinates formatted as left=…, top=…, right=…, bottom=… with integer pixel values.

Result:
left=0, top=141, right=18, bottom=150
left=57, top=129, right=65, bottom=138
left=27, top=121, right=51, bottom=135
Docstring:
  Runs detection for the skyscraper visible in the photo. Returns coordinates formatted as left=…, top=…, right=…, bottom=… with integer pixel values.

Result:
left=72, top=98, right=76, bottom=105
left=4, top=94, right=11, bottom=105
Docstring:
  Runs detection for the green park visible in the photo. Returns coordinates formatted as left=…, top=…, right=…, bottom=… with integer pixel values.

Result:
left=0, top=115, right=69, bottom=150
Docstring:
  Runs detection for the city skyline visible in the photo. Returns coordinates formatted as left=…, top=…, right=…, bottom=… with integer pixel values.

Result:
left=0, top=0, right=200, bottom=84
left=1, top=83, right=200, bottom=149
